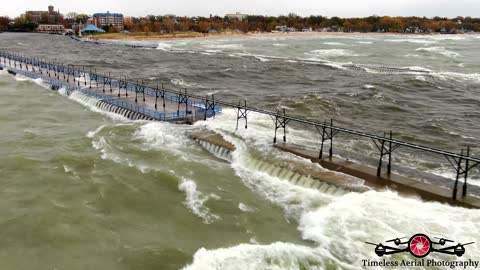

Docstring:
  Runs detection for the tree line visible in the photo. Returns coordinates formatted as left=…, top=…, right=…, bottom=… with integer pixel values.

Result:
left=1, top=13, right=480, bottom=33
left=123, top=14, right=480, bottom=33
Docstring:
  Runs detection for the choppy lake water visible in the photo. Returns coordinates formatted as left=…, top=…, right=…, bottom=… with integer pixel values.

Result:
left=0, top=33, right=479, bottom=269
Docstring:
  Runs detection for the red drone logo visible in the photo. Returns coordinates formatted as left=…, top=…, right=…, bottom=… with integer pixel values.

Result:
left=366, top=234, right=474, bottom=258
left=409, top=234, right=431, bottom=257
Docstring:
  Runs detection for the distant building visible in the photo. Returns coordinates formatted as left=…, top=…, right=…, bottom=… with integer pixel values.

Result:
left=225, top=12, right=248, bottom=21
left=36, top=24, right=64, bottom=34
left=273, top=25, right=299, bottom=32
left=91, top=12, right=124, bottom=30
left=80, top=24, right=106, bottom=34
left=274, top=25, right=287, bottom=32
left=26, top=5, right=63, bottom=23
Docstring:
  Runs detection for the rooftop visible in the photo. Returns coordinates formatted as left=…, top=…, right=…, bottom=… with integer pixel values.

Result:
left=81, top=24, right=105, bottom=33
left=93, top=12, right=123, bottom=17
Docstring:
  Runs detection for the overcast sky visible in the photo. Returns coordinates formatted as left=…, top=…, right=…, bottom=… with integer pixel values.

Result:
left=3, top=0, right=479, bottom=18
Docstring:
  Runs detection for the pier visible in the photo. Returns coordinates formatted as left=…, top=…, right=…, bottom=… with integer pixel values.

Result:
left=0, top=51, right=221, bottom=123
left=1, top=50, right=479, bottom=207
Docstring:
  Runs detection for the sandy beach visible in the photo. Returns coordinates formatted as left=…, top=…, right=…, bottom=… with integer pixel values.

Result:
left=88, top=30, right=479, bottom=42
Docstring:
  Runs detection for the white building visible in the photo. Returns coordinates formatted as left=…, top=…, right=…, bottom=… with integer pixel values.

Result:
left=37, top=24, right=65, bottom=34
left=225, top=12, right=248, bottom=21
left=91, top=11, right=124, bottom=30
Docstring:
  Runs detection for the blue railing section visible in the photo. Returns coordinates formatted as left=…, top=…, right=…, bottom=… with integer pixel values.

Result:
left=0, top=63, right=218, bottom=121
left=107, top=79, right=222, bottom=113
left=0, top=52, right=222, bottom=116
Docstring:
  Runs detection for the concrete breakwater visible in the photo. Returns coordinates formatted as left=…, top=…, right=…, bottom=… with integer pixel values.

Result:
left=192, top=131, right=480, bottom=208
left=191, top=132, right=364, bottom=196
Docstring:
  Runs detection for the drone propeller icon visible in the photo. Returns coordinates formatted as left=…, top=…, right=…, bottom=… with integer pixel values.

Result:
left=366, top=234, right=474, bottom=258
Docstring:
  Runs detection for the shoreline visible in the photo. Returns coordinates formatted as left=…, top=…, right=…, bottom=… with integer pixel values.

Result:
left=88, top=31, right=480, bottom=42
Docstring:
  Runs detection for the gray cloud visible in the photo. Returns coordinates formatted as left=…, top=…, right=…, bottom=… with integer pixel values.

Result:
left=3, top=0, right=479, bottom=18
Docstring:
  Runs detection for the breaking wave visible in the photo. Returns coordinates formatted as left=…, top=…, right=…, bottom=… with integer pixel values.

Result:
left=178, top=178, right=220, bottom=224
left=203, top=43, right=243, bottom=50
left=386, top=38, right=436, bottom=44
left=323, top=42, right=348, bottom=46
left=184, top=109, right=480, bottom=269
left=416, top=46, right=461, bottom=58
left=307, top=49, right=359, bottom=58
left=157, top=42, right=173, bottom=51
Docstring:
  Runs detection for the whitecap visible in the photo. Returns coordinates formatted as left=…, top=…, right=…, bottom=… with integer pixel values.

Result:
left=86, top=125, right=107, bottom=138
left=386, top=39, right=435, bottom=44
left=181, top=242, right=337, bottom=270
left=323, top=42, right=348, bottom=46
left=307, top=49, right=359, bottom=58
left=203, top=44, right=243, bottom=50
left=238, top=202, right=255, bottom=212
left=134, top=121, right=192, bottom=151
left=57, top=87, right=68, bottom=96
left=170, top=78, right=203, bottom=88
left=157, top=42, right=173, bottom=51
left=416, top=46, right=461, bottom=58
left=178, top=178, right=220, bottom=224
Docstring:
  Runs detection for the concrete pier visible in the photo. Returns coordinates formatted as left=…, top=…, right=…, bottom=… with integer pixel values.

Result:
left=192, top=131, right=480, bottom=208
left=0, top=56, right=220, bottom=123
left=276, top=143, right=480, bottom=208
left=2, top=51, right=479, bottom=208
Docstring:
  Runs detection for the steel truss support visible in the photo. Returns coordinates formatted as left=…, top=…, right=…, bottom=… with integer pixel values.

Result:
left=177, top=89, right=189, bottom=116
left=271, top=108, right=290, bottom=143
left=66, top=65, right=75, bottom=83
left=77, top=66, right=87, bottom=87
left=102, top=73, right=112, bottom=93
left=56, top=64, right=65, bottom=80
left=315, top=119, right=341, bottom=159
left=88, top=69, right=96, bottom=88
left=117, top=76, right=128, bottom=97
left=134, top=80, right=145, bottom=103
left=445, top=147, right=480, bottom=200
left=154, top=82, right=166, bottom=110
left=233, top=100, right=248, bottom=129
left=371, top=131, right=400, bottom=177
left=204, top=94, right=216, bottom=120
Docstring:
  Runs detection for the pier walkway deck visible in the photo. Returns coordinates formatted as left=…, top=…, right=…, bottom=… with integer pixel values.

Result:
left=0, top=53, right=221, bottom=123
left=1, top=50, right=479, bottom=208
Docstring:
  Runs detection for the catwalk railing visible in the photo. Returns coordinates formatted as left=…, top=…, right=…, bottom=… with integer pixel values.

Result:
left=1, top=50, right=478, bottom=200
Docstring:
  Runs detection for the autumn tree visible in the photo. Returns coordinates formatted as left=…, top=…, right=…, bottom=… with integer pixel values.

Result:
left=53, top=13, right=480, bottom=34
left=66, top=12, right=78, bottom=20
left=379, top=17, right=405, bottom=32
left=76, top=14, right=89, bottom=23
left=0, top=16, right=10, bottom=31
left=200, top=21, right=211, bottom=32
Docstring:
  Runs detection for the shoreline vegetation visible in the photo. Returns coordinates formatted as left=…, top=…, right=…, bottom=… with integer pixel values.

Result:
left=3, top=14, right=480, bottom=37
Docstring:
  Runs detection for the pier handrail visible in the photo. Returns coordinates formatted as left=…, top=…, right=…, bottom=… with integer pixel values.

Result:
left=0, top=50, right=477, bottom=160
left=1, top=50, right=478, bottom=200
left=130, top=80, right=480, bottom=163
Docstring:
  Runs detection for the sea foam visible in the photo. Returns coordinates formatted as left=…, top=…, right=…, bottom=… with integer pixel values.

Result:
left=178, top=178, right=220, bottom=224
